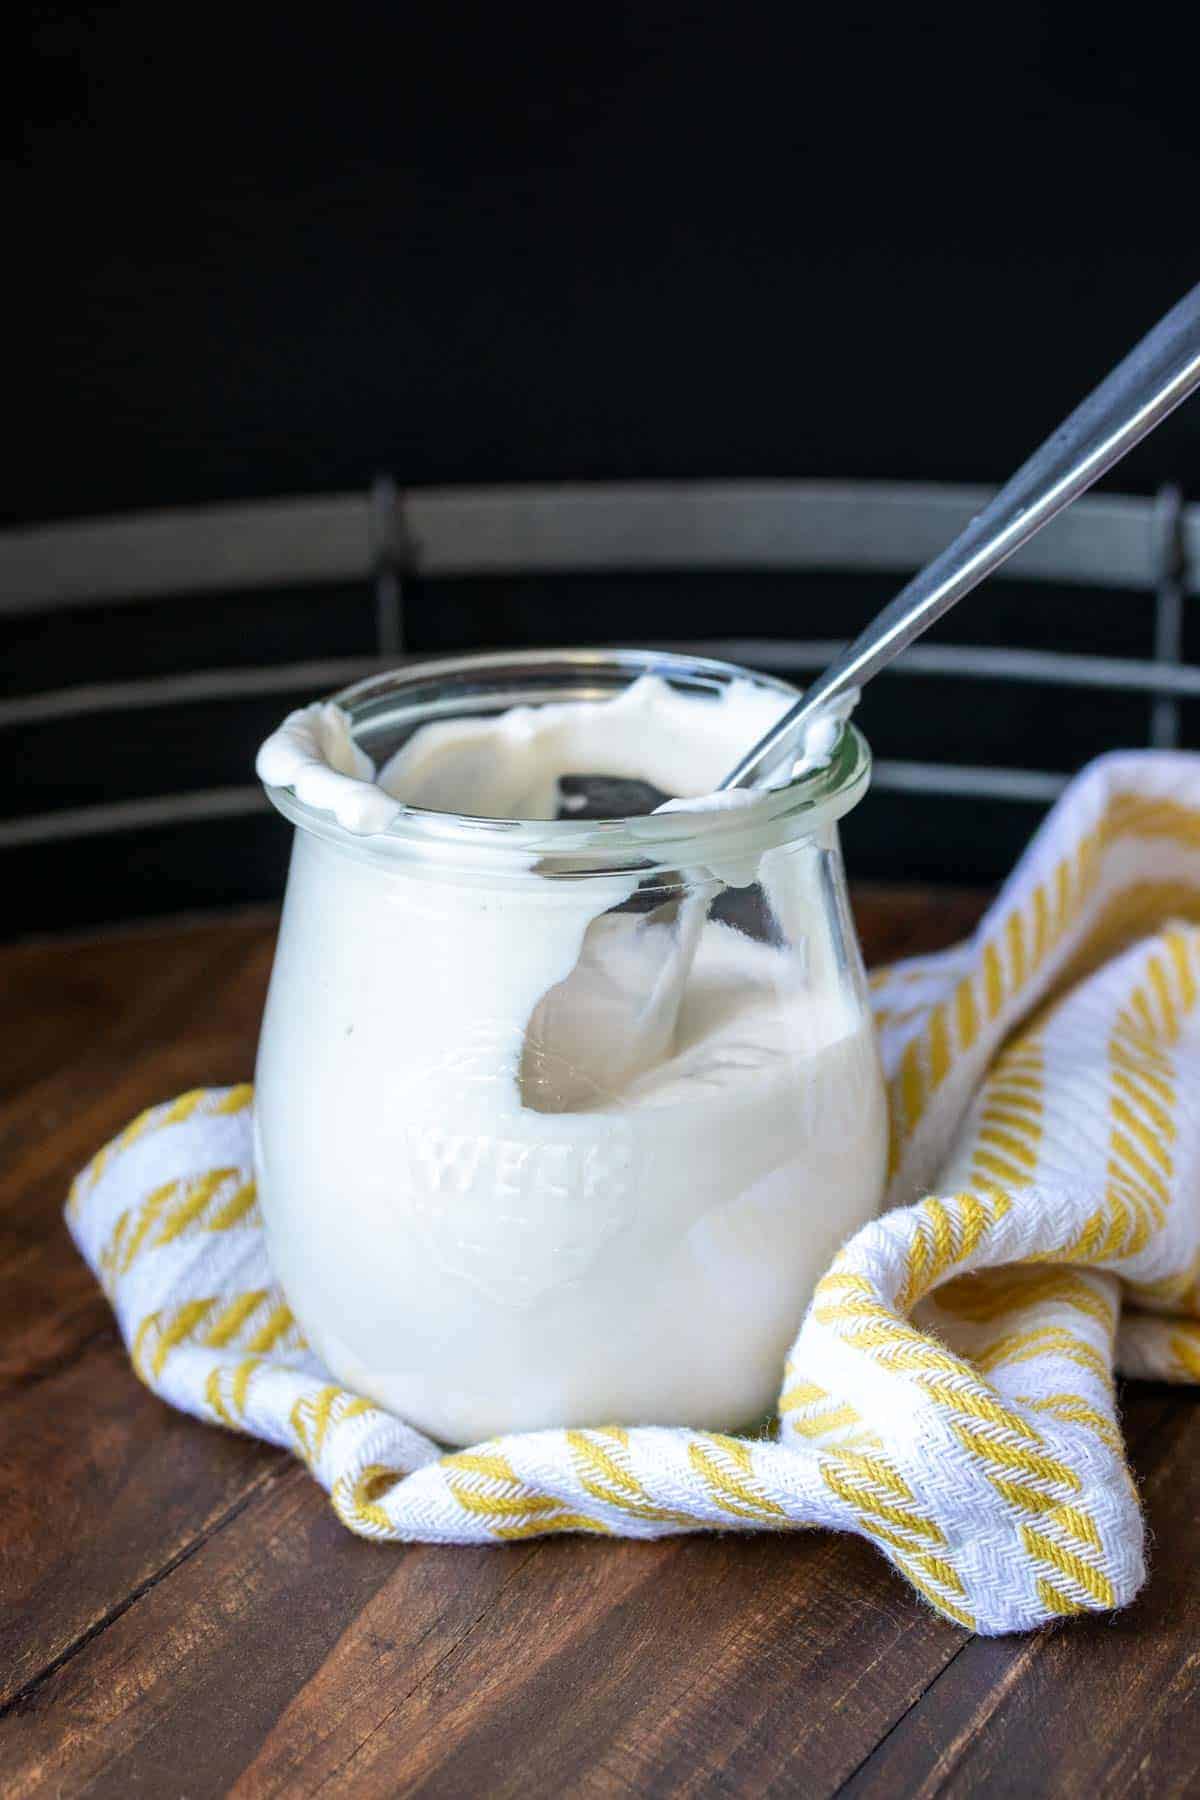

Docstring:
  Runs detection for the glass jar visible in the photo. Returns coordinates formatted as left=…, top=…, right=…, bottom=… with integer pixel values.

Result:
left=255, top=649, right=885, bottom=1445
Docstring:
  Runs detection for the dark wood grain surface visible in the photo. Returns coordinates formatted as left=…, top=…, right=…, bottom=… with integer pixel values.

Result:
left=2, top=890, right=1197, bottom=1798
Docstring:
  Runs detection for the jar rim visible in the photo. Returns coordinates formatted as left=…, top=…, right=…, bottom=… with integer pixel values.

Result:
left=262, top=647, right=872, bottom=874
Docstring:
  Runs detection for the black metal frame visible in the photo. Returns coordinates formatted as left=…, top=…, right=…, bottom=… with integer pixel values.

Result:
left=1, top=478, right=1194, bottom=852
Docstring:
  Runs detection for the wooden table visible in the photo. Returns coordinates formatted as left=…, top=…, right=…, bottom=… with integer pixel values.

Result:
left=2, top=890, right=1198, bottom=1798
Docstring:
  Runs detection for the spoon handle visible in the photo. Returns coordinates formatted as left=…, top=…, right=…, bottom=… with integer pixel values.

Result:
left=721, top=282, right=1200, bottom=791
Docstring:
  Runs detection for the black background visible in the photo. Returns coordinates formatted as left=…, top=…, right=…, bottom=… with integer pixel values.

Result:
left=8, top=4, right=1200, bottom=934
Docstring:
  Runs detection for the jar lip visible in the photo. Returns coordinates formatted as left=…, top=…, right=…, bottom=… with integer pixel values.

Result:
left=262, top=647, right=872, bottom=871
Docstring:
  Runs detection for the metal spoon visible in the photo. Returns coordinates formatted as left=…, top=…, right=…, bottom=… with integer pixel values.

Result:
left=721, top=280, right=1200, bottom=792
left=530, top=284, right=1200, bottom=1104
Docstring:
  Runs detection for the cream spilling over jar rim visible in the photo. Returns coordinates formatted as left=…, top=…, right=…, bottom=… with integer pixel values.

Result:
left=255, top=668, right=848, bottom=836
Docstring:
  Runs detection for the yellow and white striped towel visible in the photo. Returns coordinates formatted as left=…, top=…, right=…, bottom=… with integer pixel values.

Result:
left=67, top=750, right=1200, bottom=1634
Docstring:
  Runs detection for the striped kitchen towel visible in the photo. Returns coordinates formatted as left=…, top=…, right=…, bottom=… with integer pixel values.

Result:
left=67, top=749, right=1200, bottom=1634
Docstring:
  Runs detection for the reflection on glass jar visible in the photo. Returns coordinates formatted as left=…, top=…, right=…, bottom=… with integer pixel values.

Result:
left=254, top=650, right=886, bottom=1445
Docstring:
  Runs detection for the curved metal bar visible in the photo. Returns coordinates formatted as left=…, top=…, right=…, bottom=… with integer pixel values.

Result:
left=3, top=480, right=1199, bottom=613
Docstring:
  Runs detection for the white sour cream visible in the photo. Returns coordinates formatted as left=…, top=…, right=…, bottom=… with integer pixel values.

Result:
left=254, top=672, right=885, bottom=1443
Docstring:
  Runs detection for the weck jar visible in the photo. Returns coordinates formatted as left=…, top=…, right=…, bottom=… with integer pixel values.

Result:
left=254, top=649, right=885, bottom=1445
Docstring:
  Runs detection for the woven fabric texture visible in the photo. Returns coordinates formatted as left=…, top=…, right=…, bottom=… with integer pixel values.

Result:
left=67, top=750, right=1200, bottom=1633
